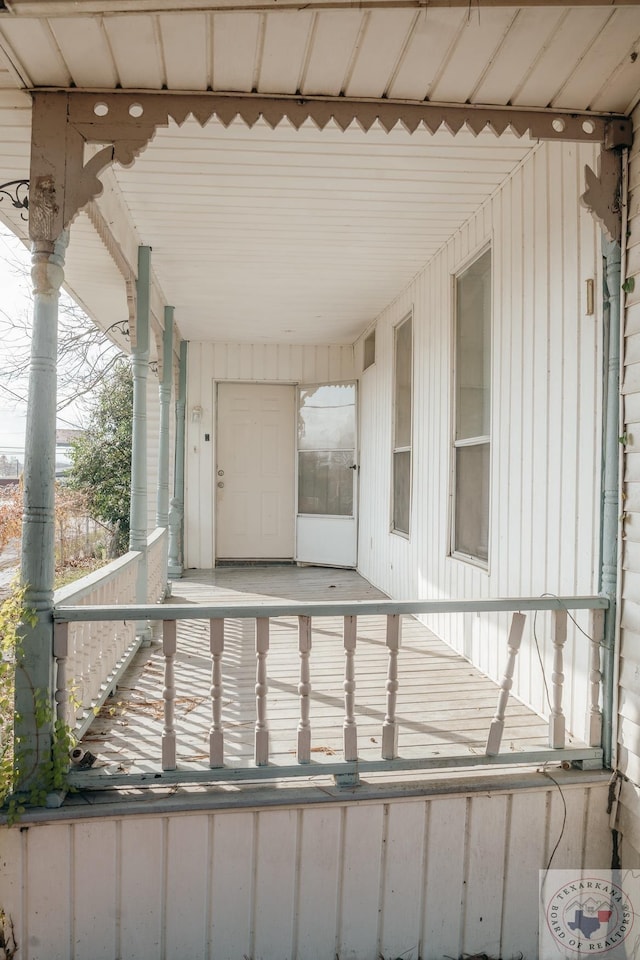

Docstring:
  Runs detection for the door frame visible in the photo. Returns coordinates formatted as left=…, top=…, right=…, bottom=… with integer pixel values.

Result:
left=213, top=378, right=360, bottom=568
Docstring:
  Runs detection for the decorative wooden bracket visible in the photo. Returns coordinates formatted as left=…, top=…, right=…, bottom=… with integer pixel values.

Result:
left=29, top=89, right=633, bottom=244
left=581, top=149, right=624, bottom=245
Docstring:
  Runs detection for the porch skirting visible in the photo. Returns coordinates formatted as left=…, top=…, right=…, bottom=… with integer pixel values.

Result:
left=0, top=770, right=610, bottom=960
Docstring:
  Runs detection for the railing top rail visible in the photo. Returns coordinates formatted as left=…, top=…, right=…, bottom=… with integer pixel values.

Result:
left=53, top=550, right=141, bottom=607
left=53, top=594, right=608, bottom=623
left=147, top=527, right=167, bottom=547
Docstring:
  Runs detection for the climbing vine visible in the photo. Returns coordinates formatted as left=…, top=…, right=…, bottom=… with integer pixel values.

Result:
left=0, top=581, right=75, bottom=821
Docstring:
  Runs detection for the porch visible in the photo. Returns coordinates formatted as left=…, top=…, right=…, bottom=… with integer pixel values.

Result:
left=53, top=561, right=606, bottom=794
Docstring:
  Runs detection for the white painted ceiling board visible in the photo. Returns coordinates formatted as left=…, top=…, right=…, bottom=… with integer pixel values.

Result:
left=471, top=8, right=565, bottom=106
left=510, top=9, right=613, bottom=108
left=553, top=8, right=640, bottom=110
left=0, top=18, right=69, bottom=87
left=300, top=11, right=363, bottom=98
left=211, top=13, right=260, bottom=93
left=343, top=10, right=417, bottom=99
left=104, top=15, right=164, bottom=89
left=551, top=9, right=640, bottom=110
left=386, top=9, right=467, bottom=102
left=100, top=117, right=534, bottom=344
left=49, top=18, right=119, bottom=89
left=258, top=12, right=314, bottom=95
left=159, top=13, right=209, bottom=92
left=590, top=49, right=640, bottom=116
left=0, top=7, right=638, bottom=114
left=428, top=8, right=517, bottom=104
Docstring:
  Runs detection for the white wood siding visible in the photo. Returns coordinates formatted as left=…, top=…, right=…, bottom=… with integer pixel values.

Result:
left=356, top=140, right=603, bottom=743
left=185, top=342, right=354, bottom=568
left=0, top=780, right=610, bottom=960
left=617, top=105, right=640, bottom=861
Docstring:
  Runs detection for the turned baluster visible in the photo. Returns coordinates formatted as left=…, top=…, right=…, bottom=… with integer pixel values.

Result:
left=486, top=613, right=526, bottom=756
left=255, top=618, right=270, bottom=765
left=382, top=614, right=401, bottom=760
left=343, top=615, right=358, bottom=761
left=54, top=622, right=70, bottom=729
left=549, top=609, right=567, bottom=749
left=209, top=618, right=225, bottom=768
left=162, top=619, right=177, bottom=770
left=588, top=609, right=605, bottom=747
left=297, top=616, right=312, bottom=763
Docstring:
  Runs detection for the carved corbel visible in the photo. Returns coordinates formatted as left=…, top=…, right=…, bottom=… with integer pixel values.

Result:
left=581, top=148, right=623, bottom=245
left=29, top=92, right=160, bottom=244
left=29, top=96, right=117, bottom=243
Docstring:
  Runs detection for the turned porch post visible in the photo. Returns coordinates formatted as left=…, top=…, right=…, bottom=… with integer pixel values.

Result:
left=15, top=231, right=69, bottom=786
left=156, top=305, right=174, bottom=529
left=130, top=246, right=151, bottom=617
left=168, top=340, right=186, bottom=579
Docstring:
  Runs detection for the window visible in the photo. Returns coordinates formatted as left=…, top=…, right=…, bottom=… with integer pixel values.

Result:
left=392, top=314, right=412, bottom=535
left=452, top=249, right=491, bottom=564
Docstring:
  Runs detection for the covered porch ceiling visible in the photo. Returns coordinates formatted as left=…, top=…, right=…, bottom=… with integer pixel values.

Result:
left=0, top=3, right=639, bottom=347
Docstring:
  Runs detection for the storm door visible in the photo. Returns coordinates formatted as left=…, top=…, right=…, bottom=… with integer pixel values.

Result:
left=295, top=382, right=358, bottom=567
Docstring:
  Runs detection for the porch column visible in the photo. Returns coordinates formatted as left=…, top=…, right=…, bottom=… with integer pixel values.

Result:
left=15, top=231, right=69, bottom=786
left=601, top=234, right=622, bottom=768
left=156, top=305, right=174, bottom=528
left=129, top=246, right=151, bottom=616
left=168, top=340, right=187, bottom=579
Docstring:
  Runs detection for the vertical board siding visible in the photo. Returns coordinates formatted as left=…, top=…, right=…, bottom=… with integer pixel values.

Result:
left=618, top=104, right=640, bottom=862
left=0, top=782, right=609, bottom=960
left=356, top=139, right=602, bottom=742
left=185, top=342, right=355, bottom=568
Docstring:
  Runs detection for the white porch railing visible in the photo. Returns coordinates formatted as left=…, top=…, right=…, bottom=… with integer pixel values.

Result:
left=52, top=527, right=168, bottom=738
left=147, top=526, right=168, bottom=603
left=53, top=551, right=140, bottom=738
left=52, top=594, right=608, bottom=789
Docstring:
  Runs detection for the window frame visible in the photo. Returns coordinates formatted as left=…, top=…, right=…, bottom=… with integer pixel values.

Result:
left=450, top=246, right=492, bottom=569
left=391, top=311, right=413, bottom=538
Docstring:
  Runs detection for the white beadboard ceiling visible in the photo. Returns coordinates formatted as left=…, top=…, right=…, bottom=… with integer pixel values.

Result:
left=0, top=5, right=638, bottom=344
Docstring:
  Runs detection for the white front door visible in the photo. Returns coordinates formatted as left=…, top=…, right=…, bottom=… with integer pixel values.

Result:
left=216, top=382, right=295, bottom=560
left=296, top=382, right=358, bottom=567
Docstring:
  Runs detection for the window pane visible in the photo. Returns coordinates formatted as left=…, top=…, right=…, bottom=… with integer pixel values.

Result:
left=456, top=249, right=491, bottom=440
left=394, top=317, right=412, bottom=448
left=454, top=443, right=489, bottom=563
left=393, top=450, right=411, bottom=535
left=298, top=383, right=356, bottom=451
left=298, top=451, right=354, bottom=516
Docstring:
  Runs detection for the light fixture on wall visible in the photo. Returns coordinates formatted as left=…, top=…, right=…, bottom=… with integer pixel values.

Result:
left=191, top=405, right=203, bottom=423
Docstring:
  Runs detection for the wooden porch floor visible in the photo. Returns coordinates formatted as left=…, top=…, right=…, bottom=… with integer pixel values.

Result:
left=78, top=566, right=579, bottom=778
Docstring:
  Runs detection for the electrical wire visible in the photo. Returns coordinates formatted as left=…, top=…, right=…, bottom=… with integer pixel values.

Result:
left=541, top=767, right=568, bottom=876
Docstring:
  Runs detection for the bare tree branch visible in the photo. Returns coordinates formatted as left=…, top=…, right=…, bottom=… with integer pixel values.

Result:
left=0, top=235, right=126, bottom=420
